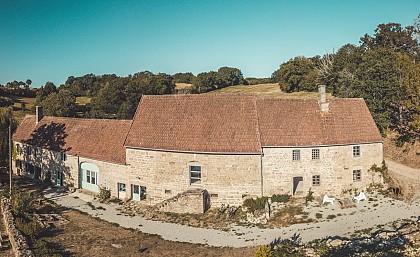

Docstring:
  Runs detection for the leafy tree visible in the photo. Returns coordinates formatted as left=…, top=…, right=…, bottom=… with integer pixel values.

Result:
left=360, top=22, right=419, bottom=59
left=191, top=71, right=220, bottom=93
left=217, top=66, right=247, bottom=87
left=36, top=82, right=58, bottom=104
left=41, top=89, right=77, bottom=117
left=0, top=107, right=17, bottom=163
left=173, top=72, right=195, bottom=83
left=25, top=79, right=32, bottom=88
left=272, top=56, right=318, bottom=92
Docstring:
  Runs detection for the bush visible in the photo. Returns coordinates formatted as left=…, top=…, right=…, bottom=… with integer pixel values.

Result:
left=98, top=186, right=111, bottom=201
left=305, top=188, right=314, bottom=205
left=243, top=197, right=268, bottom=213
left=15, top=217, right=42, bottom=239
left=271, top=194, right=290, bottom=203
left=12, top=191, right=36, bottom=218
left=255, top=245, right=273, bottom=257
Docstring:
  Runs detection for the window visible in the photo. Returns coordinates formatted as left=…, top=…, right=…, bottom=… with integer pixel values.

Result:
left=118, top=183, right=126, bottom=192
left=86, top=170, right=91, bottom=183
left=353, top=170, right=362, bottom=181
left=133, top=185, right=139, bottom=194
left=91, top=171, right=96, bottom=184
left=26, top=146, right=30, bottom=155
left=165, top=189, right=172, bottom=194
left=140, top=186, right=147, bottom=200
left=60, top=152, right=67, bottom=161
left=189, top=165, right=201, bottom=184
left=292, top=150, right=300, bottom=161
left=312, top=175, right=320, bottom=186
left=353, top=146, right=361, bottom=157
left=33, top=147, right=37, bottom=157
left=312, top=149, right=320, bottom=160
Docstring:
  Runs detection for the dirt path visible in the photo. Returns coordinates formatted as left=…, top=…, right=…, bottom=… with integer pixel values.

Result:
left=45, top=189, right=420, bottom=247
left=385, top=158, right=420, bottom=199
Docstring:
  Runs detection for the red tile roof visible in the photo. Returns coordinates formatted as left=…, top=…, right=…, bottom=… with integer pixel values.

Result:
left=125, top=94, right=262, bottom=153
left=125, top=94, right=382, bottom=152
left=13, top=95, right=383, bottom=162
left=13, top=116, right=131, bottom=164
left=256, top=98, right=383, bottom=146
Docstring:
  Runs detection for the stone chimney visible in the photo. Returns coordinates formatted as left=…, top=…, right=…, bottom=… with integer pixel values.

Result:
left=318, top=85, right=329, bottom=112
left=35, top=106, right=43, bottom=124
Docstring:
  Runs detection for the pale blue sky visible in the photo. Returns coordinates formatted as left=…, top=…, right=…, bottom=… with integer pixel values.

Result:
left=0, top=0, right=419, bottom=87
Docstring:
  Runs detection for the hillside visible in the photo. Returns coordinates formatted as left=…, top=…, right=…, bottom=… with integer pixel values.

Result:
left=207, top=83, right=333, bottom=99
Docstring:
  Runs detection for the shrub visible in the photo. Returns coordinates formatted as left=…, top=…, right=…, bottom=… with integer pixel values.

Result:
left=98, top=186, right=111, bottom=201
left=12, top=191, right=36, bottom=218
left=271, top=194, right=290, bottom=203
left=305, top=188, right=314, bottom=205
left=243, top=197, right=268, bottom=213
left=255, top=245, right=273, bottom=257
left=15, top=217, right=42, bottom=239
left=315, top=213, right=323, bottom=219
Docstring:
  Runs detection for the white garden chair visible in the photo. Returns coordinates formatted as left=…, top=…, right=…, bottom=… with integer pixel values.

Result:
left=323, top=195, right=335, bottom=205
left=354, top=192, right=367, bottom=203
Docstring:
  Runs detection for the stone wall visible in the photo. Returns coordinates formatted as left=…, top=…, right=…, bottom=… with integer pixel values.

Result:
left=262, top=142, right=384, bottom=197
left=13, top=142, right=129, bottom=199
left=155, top=189, right=209, bottom=214
left=0, top=197, right=33, bottom=257
left=126, top=148, right=262, bottom=207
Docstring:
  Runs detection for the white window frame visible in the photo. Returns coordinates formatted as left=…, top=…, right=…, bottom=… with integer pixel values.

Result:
left=353, top=169, right=362, bottom=181
left=312, top=149, right=320, bottom=160
left=353, top=145, right=361, bottom=157
left=189, top=165, right=202, bottom=185
left=292, top=150, right=300, bottom=161
left=60, top=152, right=67, bottom=161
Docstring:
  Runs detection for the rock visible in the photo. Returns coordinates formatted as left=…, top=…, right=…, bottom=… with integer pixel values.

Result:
left=111, top=243, right=123, bottom=249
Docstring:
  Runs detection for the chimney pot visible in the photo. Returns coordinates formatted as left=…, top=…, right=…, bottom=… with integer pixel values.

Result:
left=36, top=106, right=43, bottom=124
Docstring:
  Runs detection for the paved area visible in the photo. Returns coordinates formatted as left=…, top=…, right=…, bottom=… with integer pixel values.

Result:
left=44, top=188, right=420, bottom=247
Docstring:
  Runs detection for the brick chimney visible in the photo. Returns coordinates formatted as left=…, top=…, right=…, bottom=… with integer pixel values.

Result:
left=318, top=85, right=329, bottom=112
left=35, top=106, right=43, bottom=124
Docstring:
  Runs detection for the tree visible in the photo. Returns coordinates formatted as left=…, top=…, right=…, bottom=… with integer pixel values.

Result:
left=36, top=82, right=58, bottom=104
left=360, top=22, right=419, bottom=59
left=25, top=79, right=32, bottom=88
left=173, top=72, right=195, bottom=83
left=272, top=56, right=318, bottom=92
left=191, top=71, right=220, bottom=93
left=0, top=107, right=17, bottom=164
left=217, top=67, right=246, bottom=87
left=41, top=89, right=77, bottom=117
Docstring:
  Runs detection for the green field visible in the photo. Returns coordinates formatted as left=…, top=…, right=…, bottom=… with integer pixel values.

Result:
left=208, top=83, right=330, bottom=99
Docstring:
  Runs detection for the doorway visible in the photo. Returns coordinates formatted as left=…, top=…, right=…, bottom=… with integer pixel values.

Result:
left=292, top=176, right=304, bottom=195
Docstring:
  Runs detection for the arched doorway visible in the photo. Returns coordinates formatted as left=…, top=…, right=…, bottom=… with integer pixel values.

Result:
left=79, top=162, right=100, bottom=192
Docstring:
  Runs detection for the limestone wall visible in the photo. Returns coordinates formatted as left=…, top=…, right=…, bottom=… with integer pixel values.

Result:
left=155, top=189, right=209, bottom=214
left=262, top=143, right=384, bottom=197
left=0, top=197, right=33, bottom=257
left=12, top=142, right=129, bottom=198
left=126, top=148, right=262, bottom=206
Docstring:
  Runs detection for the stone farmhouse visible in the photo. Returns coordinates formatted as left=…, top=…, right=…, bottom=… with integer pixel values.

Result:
left=12, top=86, right=384, bottom=209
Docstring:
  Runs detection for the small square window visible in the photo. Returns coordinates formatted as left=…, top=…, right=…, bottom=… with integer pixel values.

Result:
left=312, top=149, right=320, bottom=160
left=165, top=189, right=172, bottom=194
left=353, top=170, right=362, bottom=181
left=190, top=165, right=201, bottom=184
left=353, top=146, right=361, bottom=157
left=292, top=150, right=300, bottom=161
left=312, top=175, right=320, bottom=186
